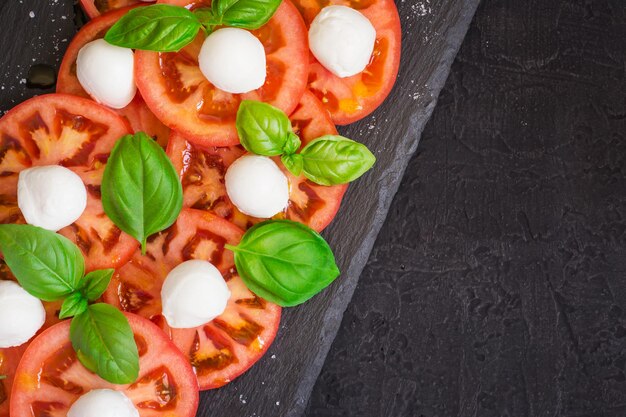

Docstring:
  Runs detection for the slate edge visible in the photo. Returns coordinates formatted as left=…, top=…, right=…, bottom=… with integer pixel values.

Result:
left=287, top=1, right=483, bottom=415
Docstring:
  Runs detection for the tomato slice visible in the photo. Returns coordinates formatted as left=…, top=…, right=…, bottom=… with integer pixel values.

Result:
left=291, top=0, right=401, bottom=125
left=57, top=6, right=170, bottom=147
left=79, top=0, right=155, bottom=19
left=167, top=91, right=348, bottom=231
left=135, top=0, right=309, bottom=147
left=10, top=312, right=199, bottom=417
left=103, top=208, right=281, bottom=390
left=0, top=94, right=137, bottom=271
left=0, top=263, right=63, bottom=417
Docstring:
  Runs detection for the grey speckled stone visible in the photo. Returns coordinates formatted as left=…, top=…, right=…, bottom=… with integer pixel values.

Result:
left=0, top=1, right=479, bottom=416
left=307, top=0, right=626, bottom=416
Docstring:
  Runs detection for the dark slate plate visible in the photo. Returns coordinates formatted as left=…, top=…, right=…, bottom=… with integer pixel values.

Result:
left=0, top=0, right=479, bottom=415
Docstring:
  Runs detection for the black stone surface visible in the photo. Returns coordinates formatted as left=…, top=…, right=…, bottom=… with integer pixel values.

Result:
left=0, top=0, right=479, bottom=416
left=307, top=0, right=626, bottom=416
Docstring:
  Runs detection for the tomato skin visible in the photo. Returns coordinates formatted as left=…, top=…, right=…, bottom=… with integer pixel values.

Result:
left=135, top=0, right=309, bottom=147
left=292, top=0, right=402, bottom=124
left=10, top=312, right=199, bottom=417
left=167, top=91, right=348, bottom=232
left=57, top=6, right=170, bottom=147
left=0, top=94, right=138, bottom=271
left=103, top=209, right=282, bottom=390
left=79, top=0, right=155, bottom=19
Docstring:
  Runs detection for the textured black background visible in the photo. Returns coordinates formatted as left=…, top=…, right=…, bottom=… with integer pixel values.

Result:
left=307, top=0, right=626, bottom=416
left=0, top=1, right=480, bottom=416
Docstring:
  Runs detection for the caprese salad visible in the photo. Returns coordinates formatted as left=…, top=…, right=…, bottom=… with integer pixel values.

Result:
left=0, top=0, right=401, bottom=415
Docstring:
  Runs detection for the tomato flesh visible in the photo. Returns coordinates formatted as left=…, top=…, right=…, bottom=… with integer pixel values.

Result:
left=0, top=263, right=63, bottom=417
left=167, top=91, right=348, bottom=231
left=0, top=94, right=137, bottom=271
left=57, top=6, right=170, bottom=148
left=79, top=0, right=155, bottom=19
left=135, top=0, right=309, bottom=146
left=10, top=313, right=199, bottom=417
left=291, top=0, right=401, bottom=124
left=103, top=209, right=281, bottom=390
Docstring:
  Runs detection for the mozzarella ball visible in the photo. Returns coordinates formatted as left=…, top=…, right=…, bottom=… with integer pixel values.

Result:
left=225, top=155, right=289, bottom=218
left=198, top=28, right=267, bottom=94
left=76, top=39, right=137, bottom=109
left=0, top=281, right=46, bottom=348
left=309, top=5, right=376, bottom=78
left=161, top=260, right=231, bottom=329
left=18, top=165, right=87, bottom=231
left=68, top=389, right=139, bottom=417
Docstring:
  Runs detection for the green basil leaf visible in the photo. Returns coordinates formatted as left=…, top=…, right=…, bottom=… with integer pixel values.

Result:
left=0, top=224, right=84, bottom=301
left=300, top=135, right=376, bottom=186
left=226, top=220, right=340, bottom=307
left=102, top=132, right=183, bottom=254
left=0, top=375, right=6, bottom=380
left=283, top=132, right=301, bottom=155
left=281, top=153, right=303, bottom=176
left=104, top=4, right=202, bottom=52
left=59, top=292, right=88, bottom=319
left=236, top=101, right=295, bottom=156
left=80, top=269, right=114, bottom=301
left=70, top=303, right=139, bottom=384
left=214, top=0, right=281, bottom=30
left=194, top=7, right=219, bottom=29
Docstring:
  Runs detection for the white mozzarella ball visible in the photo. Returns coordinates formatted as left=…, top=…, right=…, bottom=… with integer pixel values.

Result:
left=161, top=260, right=231, bottom=329
left=67, top=389, right=139, bottom=417
left=76, top=39, right=137, bottom=109
left=198, top=28, right=267, bottom=94
left=308, top=5, right=376, bottom=78
left=18, top=165, right=87, bottom=231
left=225, top=155, right=289, bottom=218
left=0, top=281, right=46, bottom=348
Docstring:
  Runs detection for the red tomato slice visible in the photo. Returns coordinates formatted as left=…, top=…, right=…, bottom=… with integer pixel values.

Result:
left=167, top=91, right=348, bottom=231
left=291, top=0, right=401, bottom=125
left=135, top=0, right=309, bottom=147
left=10, top=313, right=199, bottom=417
left=57, top=6, right=170, bottom=147
left=0, top=94, right=137, bottom=271
left=79, top=0, right=155, bottom=19
left=0, top=263, right=63, bottom=417
left=103, top=208, right=281, bottom=390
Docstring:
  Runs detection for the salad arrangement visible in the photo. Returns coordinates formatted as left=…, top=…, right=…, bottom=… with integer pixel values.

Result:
left=0, top=0, right=401, bottom=415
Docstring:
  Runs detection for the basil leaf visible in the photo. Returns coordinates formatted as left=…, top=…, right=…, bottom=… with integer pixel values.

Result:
left=236, top=101, right=296, bottom=156
left=0, top=224, right=84, bottom=301
left=300, top=135, right=376, bottom=186
left=0, top=375, right=6, bottom=380
left=59, top=292, right=88, bottom=319
left=194, top=7, right=218, bottom=29
left=70, top=303, right=139, bottom=384
left=281, top=153, right=303, bottom=176
left=213, top=0, right=281, bottom=30
left=283, top=132, right=301, bottom=155
left=80, top=269, right=114, bottom=301
left=226, top=220, right=340, bottom=307
left=102, top=132, right=183, bottom=254
left=104, top=5, right=202, bottom=52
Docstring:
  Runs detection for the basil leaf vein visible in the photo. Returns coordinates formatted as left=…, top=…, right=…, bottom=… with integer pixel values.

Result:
left=0, top=224, right=84, bottom=301
left=102, top=132, right=183, bottom=253
left=105, top=4, right=202, bottom=52
left=228, top=220, right=340, bottom=307
left=70, top=304, right=139, bottom=384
